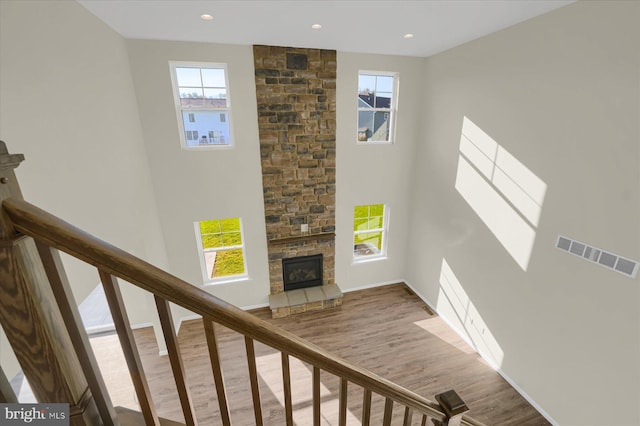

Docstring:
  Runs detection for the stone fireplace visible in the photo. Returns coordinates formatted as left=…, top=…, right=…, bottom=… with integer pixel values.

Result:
left=253, top=45, right=342, bottom=317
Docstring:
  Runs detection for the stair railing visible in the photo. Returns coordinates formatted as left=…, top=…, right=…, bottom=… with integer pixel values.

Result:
left=0, top=142, right=485, bottom=426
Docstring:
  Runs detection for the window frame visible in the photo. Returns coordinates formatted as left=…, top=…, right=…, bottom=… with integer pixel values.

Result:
left=353, top=204, right=389, bottom=263
left=194, top=217, right=249, bottom=285
left=169, top=61, right=234, bottom=150
left=357, top=70, right=399, bottom=145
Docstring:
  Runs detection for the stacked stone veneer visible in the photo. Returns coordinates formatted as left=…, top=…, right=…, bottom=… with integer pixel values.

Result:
left=253, top=45, right=337, bottom=300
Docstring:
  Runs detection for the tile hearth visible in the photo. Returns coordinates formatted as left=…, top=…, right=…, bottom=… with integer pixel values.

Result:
left=269, top=284, right=343, bottom=318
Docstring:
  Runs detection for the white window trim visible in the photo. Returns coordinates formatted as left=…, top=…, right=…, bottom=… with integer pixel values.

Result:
left=169, top=61, right=234, bottom=150
left=194, top=219, right=249, bottom=285
left=353, top=204, right=389, bottom=264
left=357, top=70, right=399, bottom=145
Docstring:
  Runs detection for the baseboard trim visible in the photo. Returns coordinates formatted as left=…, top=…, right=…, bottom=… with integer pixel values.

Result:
left=85, top=323, right=115, bottom=336
left=240, top=302, right=270, bottom=311
left=175, top=314, right=201, bottom=333
left=130, top=322, right=154, bottom=330
left=402, top=279, right=558, bottom=426
left=341, top=279, right=403, bottom=294
left=173, top=302, right=270, bottom=333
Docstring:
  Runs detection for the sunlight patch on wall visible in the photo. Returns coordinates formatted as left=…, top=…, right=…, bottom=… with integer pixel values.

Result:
left=455, top=156, right=536, bottom=270
left=437, top=258, right=504, bottom=369
left=455, top=116, right=547, bottom=270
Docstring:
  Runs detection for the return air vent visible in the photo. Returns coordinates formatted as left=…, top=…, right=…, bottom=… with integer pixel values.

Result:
left=556, top=236, right=638, bottom=278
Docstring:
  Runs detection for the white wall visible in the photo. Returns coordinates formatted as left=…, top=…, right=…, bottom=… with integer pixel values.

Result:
left=125, top=40, right=271, bottom=310
left=406, top=1, right=639, bottom=424
left=126, top=42, right=424, bottom=312
left=336, top=52, right=423, bottom=290
left=0, top=0, right=169, bottom=377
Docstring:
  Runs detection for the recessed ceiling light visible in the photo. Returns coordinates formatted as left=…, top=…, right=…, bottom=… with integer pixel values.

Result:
left=311, top=24, right=322, bottom=30
left=200, top=14, right=214, bottom=21
left=403, top=33, right=414, bottom=39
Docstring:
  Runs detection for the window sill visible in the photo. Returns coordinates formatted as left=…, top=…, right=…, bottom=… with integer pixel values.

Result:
left=203, top=275, right=250, bottom=286
left=356, top=140, right=393, bottom=146
left=182, top=144, right=234, bottom=151
left=352, top=255, right=387, bottom=265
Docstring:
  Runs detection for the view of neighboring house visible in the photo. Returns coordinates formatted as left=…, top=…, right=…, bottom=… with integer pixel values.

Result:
left=357, top=93, right=391, bottom=142
left=180, top=98, right=230, bottom=146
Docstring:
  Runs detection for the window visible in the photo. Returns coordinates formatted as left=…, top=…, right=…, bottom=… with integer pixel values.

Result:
left=170, top=62, right=232, bottom=148
left=353, top=204, right=387, bottom=260
left=186, top=130, right=199, bottom=141
left=357, top=72, right=397, bottom=143
left=195, top=218, right=247, bottom=283
left=187, top=130, right=199, bottom=141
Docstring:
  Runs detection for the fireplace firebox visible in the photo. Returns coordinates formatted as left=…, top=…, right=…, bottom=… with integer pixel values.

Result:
left=282, top=254, right=323, bottom=291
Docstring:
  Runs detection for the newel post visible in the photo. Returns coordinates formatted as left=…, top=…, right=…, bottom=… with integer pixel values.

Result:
left=0, top=141, right=102, bottom=425
left=434, top=390, right=470, bottom=426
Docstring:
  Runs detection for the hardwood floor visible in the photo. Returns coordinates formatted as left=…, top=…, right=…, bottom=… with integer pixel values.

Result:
left=90, top=283, right=550, bottom=425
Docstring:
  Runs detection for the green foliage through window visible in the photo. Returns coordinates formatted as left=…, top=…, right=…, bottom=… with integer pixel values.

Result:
left=198, top=218, right=245, bottom=279
left=213, top=249, right=245, bottom=277
left=353, top=204, right=386, bottom=256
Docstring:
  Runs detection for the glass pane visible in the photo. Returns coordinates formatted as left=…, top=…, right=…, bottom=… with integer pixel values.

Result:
left=176, top=67, right=202, bottom=87
left=212, top=248, right=245, bottom=277
left=364, top=232, right=383, bottom=250
left=200, top=220, right=221, bottom=234
left=358, top=95, right=374, bottom=109
left=358, top=74, right=376, bottom=93
left=180, top=98, right=208, bottom=107
left=220, top=218, right=240, bottom=232
left=222, top=231, right=242, bottom=246
left=354, top=218, right=368, bottom=232
left=354, top=232, right=383, bottom=251
left=368, top=216, right=383, bottom=229
left=376, top=75, right=394, bottom=92
left=357, top=110, right=375, bottom=141
left=182, top=111, right=231, bottom=146
left=179, top=87, right=204, bottom=99
left=370, top=204, right=384, bottom=216
left=371, top=111, right=391, bottom=142
left=202, top=234, right=223, bottom=249
left=374, top=92, right=392, bottom=109
left=203, top=88, right=227, bottom=101
left=354, top=205, right=369, bottom=219
left=201, top=68, right=226, bottom=87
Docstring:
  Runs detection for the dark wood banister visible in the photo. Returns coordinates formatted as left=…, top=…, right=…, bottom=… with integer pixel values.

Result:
left=2, top=196, right=485, bottom=426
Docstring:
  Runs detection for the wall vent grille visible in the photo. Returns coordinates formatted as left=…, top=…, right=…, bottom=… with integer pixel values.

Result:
left=556, top=236, right=638, bottom=279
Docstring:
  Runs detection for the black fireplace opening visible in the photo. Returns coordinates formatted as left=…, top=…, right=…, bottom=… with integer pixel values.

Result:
left=282, top=254, right=323, bottom=291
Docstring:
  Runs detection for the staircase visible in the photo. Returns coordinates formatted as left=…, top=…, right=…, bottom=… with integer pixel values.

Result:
left=0, top=141, right=485, bottom=426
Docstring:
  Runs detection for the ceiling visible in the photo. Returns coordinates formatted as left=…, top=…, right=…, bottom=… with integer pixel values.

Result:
left=77, top=0, right=574, bottom=58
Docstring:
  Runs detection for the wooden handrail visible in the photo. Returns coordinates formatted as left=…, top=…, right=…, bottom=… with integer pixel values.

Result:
left=2, top=196, right=485, bottom=426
